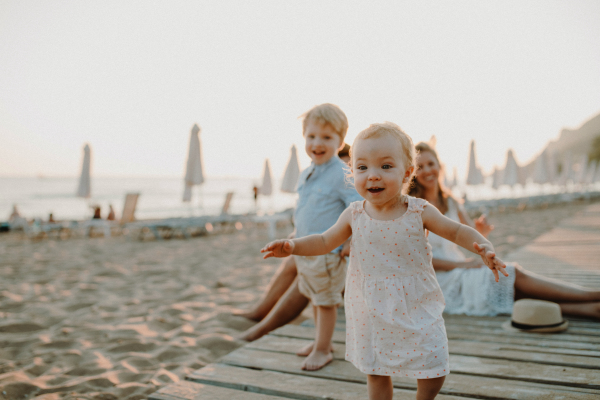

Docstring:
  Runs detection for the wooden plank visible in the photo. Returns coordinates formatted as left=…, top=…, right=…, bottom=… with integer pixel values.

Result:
left=247, top=335, right=600, bottom=382
left=149, top=379, right=289, bottom=400
left=219, top=346, right=600, bottom=399
left=287, top=322, right=600, bottom=352
left=443, top=315, right=600, bottom=331
left=188, top=363, right=473, bottom=400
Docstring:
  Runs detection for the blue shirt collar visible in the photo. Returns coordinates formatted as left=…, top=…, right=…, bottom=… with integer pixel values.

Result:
left=311, top=155, right=340, bottom=171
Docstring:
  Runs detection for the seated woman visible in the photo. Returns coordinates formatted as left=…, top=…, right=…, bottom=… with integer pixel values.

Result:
left=237, top=143, right=600, bottom=342
left=409, top=141, right=600, bottom=319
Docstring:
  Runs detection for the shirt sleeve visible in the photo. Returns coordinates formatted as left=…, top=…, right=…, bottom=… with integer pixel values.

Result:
left=335, top=174, right=362, bottom=207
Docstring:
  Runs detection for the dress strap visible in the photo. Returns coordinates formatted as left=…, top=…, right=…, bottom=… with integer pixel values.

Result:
left=406, top=195, right=428, bottom=214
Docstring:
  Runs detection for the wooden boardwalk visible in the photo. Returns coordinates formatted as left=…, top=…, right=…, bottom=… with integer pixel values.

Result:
left=150, top=203, right=600, bottom=400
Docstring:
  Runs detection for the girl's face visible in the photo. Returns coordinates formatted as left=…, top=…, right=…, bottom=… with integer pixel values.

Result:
left=415, top=150, right=440, bottom=190
left=352, top=135, right=413, bottom=207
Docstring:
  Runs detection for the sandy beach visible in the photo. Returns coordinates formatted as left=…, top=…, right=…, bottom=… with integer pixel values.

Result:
left=0, top=199, right=596, bottom=400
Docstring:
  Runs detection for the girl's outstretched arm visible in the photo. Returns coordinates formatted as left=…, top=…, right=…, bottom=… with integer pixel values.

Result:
left=422, top=205, right=508, bottom=282
left=261, top=208, right=353, bottom=259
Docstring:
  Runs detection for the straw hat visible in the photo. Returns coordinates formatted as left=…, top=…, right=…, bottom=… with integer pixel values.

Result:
left=501, top=299, right=568, bottom=333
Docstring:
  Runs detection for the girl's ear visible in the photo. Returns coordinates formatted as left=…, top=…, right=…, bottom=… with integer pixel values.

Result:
left=403, top=166, right=415, bottom=183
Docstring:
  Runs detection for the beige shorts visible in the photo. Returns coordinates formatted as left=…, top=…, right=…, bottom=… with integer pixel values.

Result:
left=295, top=253, right=347, bottom=307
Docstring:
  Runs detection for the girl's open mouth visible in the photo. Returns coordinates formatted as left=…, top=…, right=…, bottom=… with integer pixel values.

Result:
left=367, top=188, right=384, bottom=193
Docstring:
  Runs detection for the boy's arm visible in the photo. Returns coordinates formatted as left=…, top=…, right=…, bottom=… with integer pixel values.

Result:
left=262, top=208, right=353, bottom=259
left=421, top=205, right=508, bottom=282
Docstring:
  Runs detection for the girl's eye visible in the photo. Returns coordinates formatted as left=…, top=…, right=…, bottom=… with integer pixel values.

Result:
left=382, top=164, right=392, bottom=169
left=358, top=165, right=367, bottom=171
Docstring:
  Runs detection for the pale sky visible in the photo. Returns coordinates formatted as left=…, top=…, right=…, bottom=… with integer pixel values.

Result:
left=1, top=1, right=599, bottom=181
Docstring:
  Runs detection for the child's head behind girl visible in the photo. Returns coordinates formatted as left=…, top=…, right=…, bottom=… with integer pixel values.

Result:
left=349, top=122, right=416, bottom=212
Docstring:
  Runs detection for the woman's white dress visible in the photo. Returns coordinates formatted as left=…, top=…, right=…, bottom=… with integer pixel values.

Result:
left=429, top=199, right=516, bottom=316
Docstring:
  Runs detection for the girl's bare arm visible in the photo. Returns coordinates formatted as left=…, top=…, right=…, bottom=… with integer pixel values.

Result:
left=261, top=208, right=353, bottom=259
left=422, top=205, right=508, bottom=281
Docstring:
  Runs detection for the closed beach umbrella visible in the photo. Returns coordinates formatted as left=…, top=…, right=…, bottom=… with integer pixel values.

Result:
left=533, top=150, right=549, bottom=184
left=260, top=159, right=273, bottom=196
left=546, top=151, right=558, bottom=184
left=557, top=153, right=572, bottom=187
left=466, top=140, right=484, bottom=186
left=491, top=167, right=503, bottom=190
left=503, top=149, right=519, bottom=187
left=574, top=154, right=588, bottom=184
left=451, top=167, right=458, bottom=188
left=76, top=144, right=91, bottom=198
left=182, top=124, right=204, bottom=202
left=585, top=160, right=597, bottom=184
left=281, top=145, right=300, bottom=193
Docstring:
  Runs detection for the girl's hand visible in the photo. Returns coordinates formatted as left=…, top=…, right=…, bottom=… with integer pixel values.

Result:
left=475, top=215, right=494, bottom=237
left=261, top=239, right=295, bottom=259
left=473, top=242, right=509, bottom=282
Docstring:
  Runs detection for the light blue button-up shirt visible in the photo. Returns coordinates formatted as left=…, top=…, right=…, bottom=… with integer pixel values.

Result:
left=294, top=156, right=362, bottom=251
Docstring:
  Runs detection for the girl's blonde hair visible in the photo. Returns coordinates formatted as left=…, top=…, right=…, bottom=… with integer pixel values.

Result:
left=408, top=142, right=451, bottom=215
left=300, top=103, right=349, bottom=142
left=349, top=122, right=416, bottom=193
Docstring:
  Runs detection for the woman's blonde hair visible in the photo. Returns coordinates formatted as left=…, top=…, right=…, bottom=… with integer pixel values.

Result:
left=349, top=122, right=416, bottom=193
left=408, top=142, right=451, bottom=214
left=300, top=103, right=349, bottom=142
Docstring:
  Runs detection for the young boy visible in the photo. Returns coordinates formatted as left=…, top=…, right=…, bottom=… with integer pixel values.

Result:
left=293, top=103, right=361, bottom=371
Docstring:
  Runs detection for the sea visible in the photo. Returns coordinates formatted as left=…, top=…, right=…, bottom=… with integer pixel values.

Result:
left=0, top=176, right=298, bottom=222
left=1, top=176, right=595, bottom=222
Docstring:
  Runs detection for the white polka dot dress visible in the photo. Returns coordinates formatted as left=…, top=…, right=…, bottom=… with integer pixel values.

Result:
left=344, top=196, right=449, bottom=378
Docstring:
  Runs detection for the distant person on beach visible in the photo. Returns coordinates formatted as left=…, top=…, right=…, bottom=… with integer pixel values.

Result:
left=253, top=103, right=361, bottom=371
left=261, top=123, right=508, bottom=399
left=48, top=213, right=56, bottom=223
left=252, top=185, right=259, bottom=210
left=107, top=205, right=116, bottom=221
left=92, top=206, right=102, bottom=220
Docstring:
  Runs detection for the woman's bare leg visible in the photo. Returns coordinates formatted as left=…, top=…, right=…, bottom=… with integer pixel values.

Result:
left=513, top=265, right=600, bottom=319
left=238, top=277, right=309, bottom=341
left=235, top=256, right=298, bottom=321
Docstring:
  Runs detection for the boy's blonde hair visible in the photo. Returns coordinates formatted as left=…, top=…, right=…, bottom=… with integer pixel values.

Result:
left=350, top=122, right=416, bottom=191
left=300, top=103, right=349, bottom=142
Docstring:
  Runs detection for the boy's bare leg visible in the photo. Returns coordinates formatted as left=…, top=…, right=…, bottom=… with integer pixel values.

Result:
left=367, top=375, right=393, bottom=400
left=296, top=303, right=334, bottom=356
left=296, top=305, right=317, bottom=355
left=301, top=305, right=336, bottom=371
left=238, top=278, right=308, bottom=342
left=235, top=256, right=297, bottom=321
left=416, top=377, right=445, bottom=400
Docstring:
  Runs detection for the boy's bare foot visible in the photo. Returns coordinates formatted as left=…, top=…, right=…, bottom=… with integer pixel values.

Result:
left=296, top=341, right=334, bottom=356
left=301, top=349, right=333, bottom=371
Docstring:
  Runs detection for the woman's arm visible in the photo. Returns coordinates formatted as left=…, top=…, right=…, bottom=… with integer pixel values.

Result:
left=422, top=205, right=508, bottom=281
left=455, top=199, right=494, bottom=238
left=262, top=208, right=353, bottom=259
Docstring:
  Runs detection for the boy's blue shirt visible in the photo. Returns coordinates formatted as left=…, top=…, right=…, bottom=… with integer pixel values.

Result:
left=294, top=156, right=362, bottom=251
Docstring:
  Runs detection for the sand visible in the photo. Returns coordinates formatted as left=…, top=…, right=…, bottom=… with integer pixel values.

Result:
left=0, top=200, right=595, bottom=400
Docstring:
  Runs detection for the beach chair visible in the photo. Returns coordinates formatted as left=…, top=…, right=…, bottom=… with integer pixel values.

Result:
left=221, top=192, right=234, bottom=215
left=121, top=193, right=140, bottom=223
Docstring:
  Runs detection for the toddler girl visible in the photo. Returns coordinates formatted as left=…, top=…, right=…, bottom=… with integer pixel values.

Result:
left=262, top=122, right=508, bottom=400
